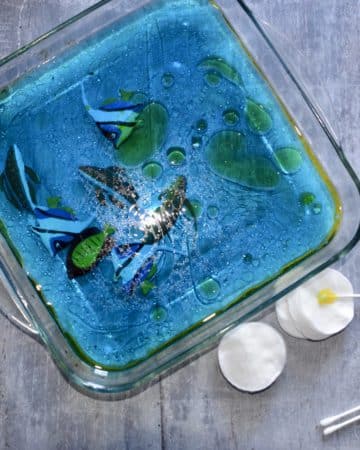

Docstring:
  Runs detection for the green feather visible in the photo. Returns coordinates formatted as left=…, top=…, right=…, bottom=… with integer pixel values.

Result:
left=140, top=280, right=155, bottom=296
left=46, top=196, right=62, bottom=208
left=46, top=197, right=76, bottom=215
left=71, top=225, right=115, bottom=270
left=60, top=206, right=76, bottom=215
left=71, top=231, right=105, bottom=269
left=140, top=263, right=157, bottom=296
left=119, top=89, right=135, bottom=101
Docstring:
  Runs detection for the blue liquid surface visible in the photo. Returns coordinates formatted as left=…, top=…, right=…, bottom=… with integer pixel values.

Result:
left=0, top=0, right=338, bottom=368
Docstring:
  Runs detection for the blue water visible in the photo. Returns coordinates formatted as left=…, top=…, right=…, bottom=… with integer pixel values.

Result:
left=0, top=0, right=338, bottom=368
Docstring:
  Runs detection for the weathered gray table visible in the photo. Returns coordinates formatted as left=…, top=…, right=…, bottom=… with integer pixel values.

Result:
left=0, top=1, right=359, bottom=449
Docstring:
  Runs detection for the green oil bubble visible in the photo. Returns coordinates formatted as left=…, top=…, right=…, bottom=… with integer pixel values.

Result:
left=299, top=192, right=316, bottom=206
left=162, top=73, right=174, bottom=88
left=204, top=71, right=221, bottom=86
left=196, top=119, right=208, bottom=133
left=199, top=238, right=214, bottom=255
left=131, top=92, right=148, bottom=104
left=116, top=102, right=168, bottom=166
left=0, top=87, right=11, bottom=101
left=312, top=202, right=322, bottom=215
left=223, top=108, right=240, bottom=126
left=242, top=253, right=253, bottom=264
left=198, top=277, right=221, bottom=302
left=167, top=147, right=186, bottom=166
left=205, top=130, right=280, bottom=189
left=207, top=205, right=219, bottom=219
left=245, top=99, right=273, bottom=134
left=192, top=136, right=202, bottom=149
left=274, top=147, right=303, bottom=174
left=142, top=161, right=163, bottom=180
left=151, top=306, right=167, bottom=322
left=198, top=56, right=243, bottom=87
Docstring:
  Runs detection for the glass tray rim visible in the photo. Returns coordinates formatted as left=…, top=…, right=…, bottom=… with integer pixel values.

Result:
left=1, top=0, right=360, bottom=396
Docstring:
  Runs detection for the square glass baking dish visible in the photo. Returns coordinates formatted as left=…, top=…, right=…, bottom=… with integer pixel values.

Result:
left=0, top=0, right=359, bottom=396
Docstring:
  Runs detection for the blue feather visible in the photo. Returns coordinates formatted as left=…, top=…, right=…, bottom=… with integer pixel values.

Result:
left=123, top=257, right=155, bottom=295
left=97, top=123, right=122, bottom=143
left=34, top=206, right=75, bottom=221
left=100, top=101, right=143, bottom=112
left=32, top=228, right=75, bottom=256
left=1, top=144, right=35, bottom=211
left=32, top=207, right=94, bottom=256
left=113, top=243, right=143, bottom=261
left=81, top=83, right=144, bottom=147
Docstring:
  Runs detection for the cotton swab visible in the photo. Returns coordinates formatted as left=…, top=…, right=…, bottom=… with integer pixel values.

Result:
left=320, top=404, right=360, bottom=427
left=320, top=405, right=360, bottom=436
left=317, top=288, right=360, bottom=305
left=323, top=414, right=360, bottom=436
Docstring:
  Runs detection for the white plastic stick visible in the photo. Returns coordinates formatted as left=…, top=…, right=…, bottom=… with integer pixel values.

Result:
left=320, top=405, right=360, bottom=427
left=336, top=294, right=360, bottom=299
left=323, top=414, right=360, bottom=436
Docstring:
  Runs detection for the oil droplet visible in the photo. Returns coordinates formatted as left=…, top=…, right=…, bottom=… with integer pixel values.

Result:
left=192, top=136, right=202, bottom=149
left=205, top=130, right=279, bottom=189
left=312, top=202, right=322, bottom=215
left=162, top=73, right=174, bottom=88
left=198, top=57, right=243, bottom=87
left=205, top=71, right=221, bottom=86
left=207, top=205, right=219, bottom=219
left=185, top=199, right=203, bottom=219
left=199, top=238, right=214, bottom=255
left=243, top=253, right=253, bottom=264
left=142, top=162, right=163, bottom=179
left=151, top=305, right=167, bottom=322
left=132, top=92, right=148, bottom=104
left=198, top=277, right=221, bottom=303
left=299, top=192, right=316, bottom=206
left=223, top=108, right=240, bottom=126
left=252, top=258, right=260, bottom=267
left=242, top=271, right=254, bottom=283
left=167, top=147, right=186, bottom=166
left=196, top=119, right=208, bottom=133
left=0, top=87, right=11, bottom=101
left=116, top=102, right=168, bottom=166
left=274, top=147, right=303, bottom=174
left=245, top=99, right=272, bottom=134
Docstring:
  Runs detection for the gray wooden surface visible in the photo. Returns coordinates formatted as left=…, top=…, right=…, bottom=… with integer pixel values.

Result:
left=0, top=1, right=359, bottom=449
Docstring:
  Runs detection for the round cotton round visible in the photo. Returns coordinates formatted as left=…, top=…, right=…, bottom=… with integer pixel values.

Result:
left=287, top=285, right=330, bottom=340
left=276, top=292, right=306, bottom=339
left=218, top=322, right=287, bottom=393
left=288, top=268, right=354, bottom=341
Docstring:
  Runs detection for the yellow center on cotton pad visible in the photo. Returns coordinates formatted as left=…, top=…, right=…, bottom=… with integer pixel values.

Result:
left=317, top=288, right=338, bottom=305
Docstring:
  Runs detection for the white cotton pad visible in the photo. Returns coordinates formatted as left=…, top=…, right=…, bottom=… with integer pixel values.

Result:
left=288, top=286, right=330, bottom=340
left=275, top=293, right=306, bottom=339
left=288, top=269, right=354, bottom=341
left=218, top=322, right=287, bottom=393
